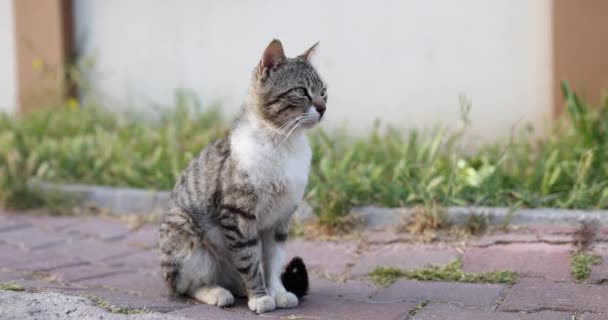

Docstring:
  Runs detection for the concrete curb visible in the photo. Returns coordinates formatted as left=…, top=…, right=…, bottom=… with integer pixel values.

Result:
left=31, top=180, right=170, bottom=215
left=30, top=180, right=316, bottom=224
left=31, top=181, right=608, bottom=227
left=352, top=206, right=608, bottom=228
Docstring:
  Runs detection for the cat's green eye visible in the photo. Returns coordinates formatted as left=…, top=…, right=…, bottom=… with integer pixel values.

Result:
left=293, top=87, right=308, bottom=97
left=320, top=88, right=327, bottom=97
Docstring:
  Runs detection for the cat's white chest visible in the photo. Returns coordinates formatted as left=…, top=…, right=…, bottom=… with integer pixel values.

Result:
left=231, top=127, right=311, bottom=230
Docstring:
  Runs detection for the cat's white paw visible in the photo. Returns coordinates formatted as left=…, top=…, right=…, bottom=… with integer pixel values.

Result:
left=191, top=286, right=234, bottom=307
left=247, top=295, right=276, bottom=314
left=273, top=291, right=298, bottom=309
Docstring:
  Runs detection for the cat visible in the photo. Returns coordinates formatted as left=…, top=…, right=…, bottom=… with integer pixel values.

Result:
left=158, top=39, right=326, bottom=314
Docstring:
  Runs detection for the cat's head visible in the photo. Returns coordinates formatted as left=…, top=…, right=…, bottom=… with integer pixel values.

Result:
left=248, top=39, right=327, bottom=132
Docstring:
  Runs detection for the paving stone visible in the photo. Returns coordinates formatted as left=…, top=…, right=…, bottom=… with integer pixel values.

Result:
left=462, top=243, right=573, bottom=281
left=527, top=225, right=580, bottom=235
left=581, top=315, right=608, bottom=320
left=412, top=303, right=572, bottom=320
left=25, top=215, right=84, bottom=232
left=350, top=243, right=458, bottom=276
left=0, top=269, right=24, bottom=281
left=372, top=280, right=505, bottom=307
left=55, top=286, right=193, bottom=313
left=77, top=270, right=167, bottom=297
left=0, top=244, right=83, bottom=271
left=0, top=214, right=31, bottom=233
left=104, top=249, right=159, bottom=271
left=308, top=277, right=378, bottom=301
left=9, top=255, right=84, bottom=272
left=362, top=229, right=416, bottom=244
left=47, top=238, right=141, bottom=262
left=60, top=217, right=132, bottom=241
left=49, top=262, right=132, bottom=282
left=286, top=240, right=358, bottom=276
left=499, top=278, right=608, bottom=313
left=469, top=232, right=574, bottom=247
left=170, top=303, right=258, bottom=320
left=0, top=226, right=68, bottom=250
left=537, top=234, right=576, bottom=243
left=121, top=225, right=158, bottom=249
left=269, top=293, right=417, bottom=320
left=469, top=233, right=541, bottom=247
left=0, top=245, right=31, bottom=267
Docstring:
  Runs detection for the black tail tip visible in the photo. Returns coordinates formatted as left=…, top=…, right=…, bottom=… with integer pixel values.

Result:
left=281, top=256, right=309, bottom=298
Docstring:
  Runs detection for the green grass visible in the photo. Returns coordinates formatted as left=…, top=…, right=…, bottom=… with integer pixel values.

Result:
left=2, top=82, right=608, bottom=227
left=0, top=282, right=25, bottom=291
left=89, top=296, right=148, bottom=314
left=408, top=301, right=428, bottom=317
left=0, top=90, right=228, bottom=209
left=369, top=260, right=518, bottom=287
left=570, top=252, right=602, bottom=281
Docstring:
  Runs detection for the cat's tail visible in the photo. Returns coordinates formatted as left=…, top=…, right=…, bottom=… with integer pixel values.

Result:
left=281, top=256, right=309, bottom=298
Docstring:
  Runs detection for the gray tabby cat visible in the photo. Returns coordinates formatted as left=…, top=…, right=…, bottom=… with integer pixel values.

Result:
left=158, top=39, right=326, bottom=314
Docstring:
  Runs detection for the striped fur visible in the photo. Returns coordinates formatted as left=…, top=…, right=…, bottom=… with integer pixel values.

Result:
left=158, top=39, right=326, bottom=314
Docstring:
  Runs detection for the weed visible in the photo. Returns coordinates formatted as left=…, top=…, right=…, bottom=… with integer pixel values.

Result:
left=570, top=252, right=602, bottom=281
left=0, top=282, right=25, bottom=291
left=574, top=220, right=598, bottom=251
left=463, top=213, right=489, bottom=235
left=409, top=301, right=428, bottom=316
left=401, top=204, right=448, bottom=235
left=89, top=296, right=148, bottom=314
left=369, top=260, right=517, bottom=287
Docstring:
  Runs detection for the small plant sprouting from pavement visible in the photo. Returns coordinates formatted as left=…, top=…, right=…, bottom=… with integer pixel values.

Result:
left=0, top=282, right=25, bottom=292
left=463, top=213, right=489, bottom=235
left=401, top=204, right=448, bottom=235
left=570, top=252, right=602, bottom=281
left=574, top=220, right=598, bottom=251
left=408, top=301, right=428, bottom=317
left=369, top=260, right=518, bottom=287
left=89, top=296, right=149, bottom=314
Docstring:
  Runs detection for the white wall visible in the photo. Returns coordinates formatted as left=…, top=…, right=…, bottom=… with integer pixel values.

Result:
left=0, top=0, right=16, bottom=113
left=74, top=0, right=552, bottom=139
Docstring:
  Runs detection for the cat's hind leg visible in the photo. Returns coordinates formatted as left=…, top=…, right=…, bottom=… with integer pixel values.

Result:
left=159, top=207, right=236, bottom=307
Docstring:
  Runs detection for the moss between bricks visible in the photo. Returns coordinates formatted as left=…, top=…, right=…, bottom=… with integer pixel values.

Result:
left=408, top=301, right=429, bottom=317
left=0, top=282, right=25, bottom=292
left=369, top=260, right=518, bottom=287
left=88, top=295, right=149, bottom=315
left=570, top=252, right=602, bottom=281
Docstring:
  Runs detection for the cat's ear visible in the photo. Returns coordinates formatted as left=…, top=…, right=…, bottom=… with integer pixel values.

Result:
left=297, top=41, right=319, bottom=61
left=259, top=39, right=286, bottom=76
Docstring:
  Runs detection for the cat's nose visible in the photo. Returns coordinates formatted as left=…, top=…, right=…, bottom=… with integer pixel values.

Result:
left=313, top=99, right=326, bottom=118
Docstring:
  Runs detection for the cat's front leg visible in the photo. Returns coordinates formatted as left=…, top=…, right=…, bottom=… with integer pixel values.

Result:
left=262, top=215, right=298, bottom=309
left=219, top=207, right=276, bottom=314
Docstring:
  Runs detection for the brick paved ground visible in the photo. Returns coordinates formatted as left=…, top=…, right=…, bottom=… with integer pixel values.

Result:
left=1, top=210, right=607, bottom=319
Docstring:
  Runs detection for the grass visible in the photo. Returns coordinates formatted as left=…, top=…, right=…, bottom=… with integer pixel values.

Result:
left=570, top=252, right=602, bottom=281
left=0, top=281, right=26, bottom=291
left=2, top=82, right=608, bottom=227
left=408, top=301, right=428, bottom=317
left=369, top=260, right=518, bottom=287
left=0, top=90, right=227, bottom=209
left=89, top=295, right=148, bottom=314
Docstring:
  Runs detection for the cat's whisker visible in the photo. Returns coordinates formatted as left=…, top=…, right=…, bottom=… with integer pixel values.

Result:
left=278, top=120, right=305, bottom=146
left=275, top=115, right=303, bottom=135
left=273, top=114, right=307, bottom=145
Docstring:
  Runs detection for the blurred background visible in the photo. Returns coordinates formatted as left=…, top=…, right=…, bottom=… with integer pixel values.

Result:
left=1, top=0, right=606, bottom=139
left=1, top=0, right=608, bottom=223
